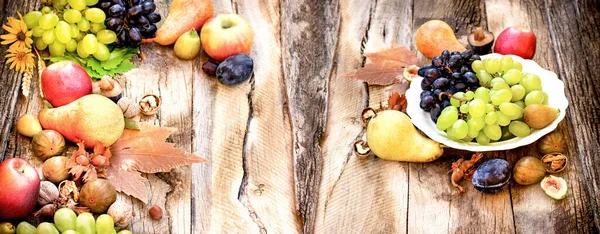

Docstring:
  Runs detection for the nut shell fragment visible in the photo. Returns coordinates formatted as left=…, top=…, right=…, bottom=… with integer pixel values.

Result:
left=139, top=94, right=161, bottom=115
left=353, top=139, right=372, bottom=159
left=541, top=153, right=568, bottom=173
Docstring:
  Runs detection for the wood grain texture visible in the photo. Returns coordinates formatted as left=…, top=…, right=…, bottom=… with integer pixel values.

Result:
left=544, top=0, right=600, bottom=231
left=233, top=0, right=300, bottom=233
left=0, top=0, right=600, bottom=233
left=315, top=0, right=412, bottom=233
left=0, top=0, right=39, bottom=161
left=280, top=0, right=340, bottom=233
left=121, top=42, right=195, bottom=234
left=485, top=0, right=596, bottom=233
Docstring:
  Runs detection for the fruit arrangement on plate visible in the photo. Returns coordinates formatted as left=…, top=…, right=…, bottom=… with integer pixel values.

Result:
left=344, top=20, right=569, bottom=199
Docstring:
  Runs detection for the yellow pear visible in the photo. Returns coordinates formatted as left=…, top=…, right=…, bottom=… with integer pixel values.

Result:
left=366, top=110, right=443, bottom=162
left=39, top=94, right=124, bottom=148
left=16, top=114, right=43, bottom=137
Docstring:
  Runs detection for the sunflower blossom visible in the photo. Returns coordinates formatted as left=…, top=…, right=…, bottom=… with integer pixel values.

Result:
left=1, top=12, right=33, bottom=50
left=5, top=46, right=35, bottom=73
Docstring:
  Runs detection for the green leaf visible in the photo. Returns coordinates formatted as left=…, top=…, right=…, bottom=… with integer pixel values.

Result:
left=83, top=65, right=103, bottom=78
left=107, top=60, right=136, bottom=76
left=86, top=58, right=105, bottom=75
left=124, top=118, right=141, bottom=130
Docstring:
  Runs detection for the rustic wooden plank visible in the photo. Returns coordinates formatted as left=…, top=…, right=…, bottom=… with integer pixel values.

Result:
left=315, top=0, right=412, bottom=233
left=485, top=0, right=596, bottom=233
left=232, top=0, right=301, bottom=233
left=0, top=0, right=40, bottom=161
left=407, top=1, right=515, bottom=233
left=280, top=1, right=340, bottom=233
left=543, top=0, right=600, bottom=231
left=120, top=43, right=191, bottom=234
left=188, top=1, right=264, bottom=233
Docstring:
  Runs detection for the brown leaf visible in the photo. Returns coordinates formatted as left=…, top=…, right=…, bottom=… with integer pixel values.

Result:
left=107, top=124, right=207, bottom=203
left=106, top=168, right=148, bottom=202
left=340, top=44, right=421, bottom=85
left=366, top=43, right=422, bottom=66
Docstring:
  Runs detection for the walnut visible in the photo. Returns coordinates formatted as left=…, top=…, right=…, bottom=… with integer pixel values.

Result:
left=108, top=201, right=133, bottom=228
left=139, top=94, right=161, bottom=115
left=38, top=181, right=59, bottom=206
left=117, top=97, right=140, bottom=118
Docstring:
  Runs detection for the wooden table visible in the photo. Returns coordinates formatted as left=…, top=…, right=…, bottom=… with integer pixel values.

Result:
left=1, top=0, right=599, bottom=233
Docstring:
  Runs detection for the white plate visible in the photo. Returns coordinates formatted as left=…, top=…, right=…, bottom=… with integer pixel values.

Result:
left=406, top=53, right=569, bottom=151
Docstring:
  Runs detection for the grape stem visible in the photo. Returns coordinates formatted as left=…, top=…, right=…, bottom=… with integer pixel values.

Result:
left=439, top=92, right=469, bottom=102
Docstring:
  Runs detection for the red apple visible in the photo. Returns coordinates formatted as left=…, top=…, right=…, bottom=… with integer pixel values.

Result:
left=41, top=61, right=92, bottom=107
left=201, top=13, right=254, bottom=61
left=0, top=158, right=40, bottom=220
left=494, top=26, right=536, bottom=59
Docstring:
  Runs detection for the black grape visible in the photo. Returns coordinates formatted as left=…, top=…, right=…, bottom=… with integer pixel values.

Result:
left=146, top=12, right=161, bottom=23
left=420, top=96, right=436, bottom=111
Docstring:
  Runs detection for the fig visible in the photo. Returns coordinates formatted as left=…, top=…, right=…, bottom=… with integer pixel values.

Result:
left=16, top=114, right=43, bottom=137
left=538, top=131, right=566, bottom=154
left=513, top=156, right=546, bottom=185
left=42, top=156, right=70, bottom=183
left=0, top=222, right=15, bottom=234
left=32, top=130, right=66, bottom=161
left=472, top=159, right=511, bottom=193
left=468, top=27, right=494, bottom=55
left=523, top=104, right=559, bottom=129
left=541, top=175, right=567, bottom=200
left=79, top=179, right=117, bottom=213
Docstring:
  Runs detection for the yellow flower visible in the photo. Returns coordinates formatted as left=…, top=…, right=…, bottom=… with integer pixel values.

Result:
left=1, top=12, right=33, bottom=50
left=5, top=46, right=34, bottom=73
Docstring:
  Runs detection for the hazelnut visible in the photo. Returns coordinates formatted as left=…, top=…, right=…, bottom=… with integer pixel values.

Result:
left=148, top=205, right=162, bottom=220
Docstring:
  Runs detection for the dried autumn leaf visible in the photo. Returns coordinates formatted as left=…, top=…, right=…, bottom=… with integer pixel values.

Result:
left=339, top=43, right=421, bottom=85
left=107, top=124, right=207, bottom=203
left=366, top=43, right=421, bottom=65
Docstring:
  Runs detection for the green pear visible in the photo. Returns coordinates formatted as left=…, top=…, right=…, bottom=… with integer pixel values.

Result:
left=38, top=94, right=124, bottom=148
left=366, top=110, right=443, bottom=162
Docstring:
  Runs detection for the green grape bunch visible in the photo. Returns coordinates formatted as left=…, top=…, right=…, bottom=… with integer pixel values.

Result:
left=23, top=0, right=116, bottom=61
left=435, top=55, right=549, bottom=145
